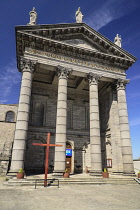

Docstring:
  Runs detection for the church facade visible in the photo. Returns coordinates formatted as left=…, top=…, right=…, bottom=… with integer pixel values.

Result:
left=2, top=8, right=137, bottom=177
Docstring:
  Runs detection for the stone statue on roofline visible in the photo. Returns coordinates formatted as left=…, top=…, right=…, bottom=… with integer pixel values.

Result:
left=75, top=7, right=84, bottom=23
left=114, top=34, right=122, bottom=48
left=28, top=7, right=37, bottom=25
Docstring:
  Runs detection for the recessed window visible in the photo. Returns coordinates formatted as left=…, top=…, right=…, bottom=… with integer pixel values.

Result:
left=67, top=108, right=72, bottom=129
left=34, top=103, right=44, bottom=126
left=5, top=111, right=15, bottom=122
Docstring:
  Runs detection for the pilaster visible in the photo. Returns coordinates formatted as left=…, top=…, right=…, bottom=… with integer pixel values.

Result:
left=117, top=79, right=134, bottom=174
left=53, top=65, right=72, bottom=177
left=109, top=84, right=123, bottom=174
left=87, top=73, right=102, bottom=176
left=9, top=58, right=36, bottom=175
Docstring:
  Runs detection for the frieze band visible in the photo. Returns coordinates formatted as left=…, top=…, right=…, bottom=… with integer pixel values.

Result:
left=26, top=48, right=124, bottom=74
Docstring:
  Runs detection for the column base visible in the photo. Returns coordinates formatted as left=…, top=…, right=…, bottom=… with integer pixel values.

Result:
left=53, top=171, right=64, bottom=178
left=7, top=169, right=25, bottom=177
left=6, top=171, right=18, bottom=177
left=89, top=170, right=102, bottom=177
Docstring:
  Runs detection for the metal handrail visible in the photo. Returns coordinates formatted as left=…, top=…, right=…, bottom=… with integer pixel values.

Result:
left=134, top=178, right=140, bottom=185
left=35, top=178, right=59, bottom=189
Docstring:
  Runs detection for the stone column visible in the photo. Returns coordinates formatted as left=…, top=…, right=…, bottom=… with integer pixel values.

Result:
left=117, top=79, right=134, bottom=174
left=87, top=73, right=102, bottom=176
left=53, top=66, right=71, bottom=177
left=9, top=58, right=36, bottom=174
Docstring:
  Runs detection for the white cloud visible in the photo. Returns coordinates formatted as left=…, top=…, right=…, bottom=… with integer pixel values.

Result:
left=127, top=92, right=140, bottom=99
left=123, top=31, right=140, bottom=47
left=0, top=99, right=8, bottom=103
left=130, top=74, right=140, bottom=81
left=130, top=119, right=140, bottom=126
left=85, top=0, right=138, bottom=30
left=0, top=60, right=21, bottom=104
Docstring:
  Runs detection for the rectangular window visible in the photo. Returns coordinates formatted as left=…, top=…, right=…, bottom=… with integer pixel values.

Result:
left=107, top=159, right=112, bottom=168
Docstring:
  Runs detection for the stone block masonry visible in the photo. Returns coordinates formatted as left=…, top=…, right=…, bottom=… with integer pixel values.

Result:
left=0, top=104, right=18, bottom=175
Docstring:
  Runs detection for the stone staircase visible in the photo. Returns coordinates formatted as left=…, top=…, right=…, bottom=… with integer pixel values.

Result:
left=4, top=174, right=138, bottom=187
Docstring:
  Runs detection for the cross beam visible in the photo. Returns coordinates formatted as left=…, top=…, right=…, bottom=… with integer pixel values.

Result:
left=32, top=133, right=62, bottom=187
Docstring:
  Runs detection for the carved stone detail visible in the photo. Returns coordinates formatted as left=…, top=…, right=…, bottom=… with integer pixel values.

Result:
left=56, top=65, right=72, bottom=79
left=114, top=34, right=122, bottom=48
left=87, top=72, right=101, bottom=85
left=117, top=79, right=129, bottom=90
left=20, top=57, right=37, bottom=73
left=28, top=7, right=37, bottom=25
left=75, top=7, right=84, bottom=23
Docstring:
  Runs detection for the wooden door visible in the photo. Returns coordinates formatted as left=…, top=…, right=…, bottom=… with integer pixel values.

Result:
left=66, top=142, right=72, bottom=173
left=66, top=156, right=72, bottom=173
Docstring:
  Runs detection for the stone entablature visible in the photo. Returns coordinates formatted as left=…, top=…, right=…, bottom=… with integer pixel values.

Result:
left=17, top=30, right=129, bottom=65
left=24, top=51, right=126, bottom=82
left=26, top=48, right=126, bottom=75
left=16, top=23, right=136, bottom=72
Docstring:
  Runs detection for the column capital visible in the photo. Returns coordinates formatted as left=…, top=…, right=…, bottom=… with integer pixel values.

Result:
left=56, top=65, right=72, bottom=79
left=117, top=79, right=129, bottom=90
left=87, top=72, right=101, bottom=85
left=19, top=57, right=37, bottom=73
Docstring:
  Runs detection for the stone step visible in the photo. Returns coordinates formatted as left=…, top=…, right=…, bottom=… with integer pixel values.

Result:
left=25, top=178, right=137, bottom=182
left=4, top=177, right=137, bottom=187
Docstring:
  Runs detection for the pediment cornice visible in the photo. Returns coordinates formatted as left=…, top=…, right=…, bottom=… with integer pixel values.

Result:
left=15, top=23, right=137, bottom=70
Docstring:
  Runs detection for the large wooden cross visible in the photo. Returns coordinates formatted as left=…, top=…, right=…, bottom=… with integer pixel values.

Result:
left=32, top=133, right=62, bottom=186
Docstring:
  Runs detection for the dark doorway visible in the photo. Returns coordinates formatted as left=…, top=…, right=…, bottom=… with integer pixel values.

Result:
left=66, top=142, right=72, bottom=173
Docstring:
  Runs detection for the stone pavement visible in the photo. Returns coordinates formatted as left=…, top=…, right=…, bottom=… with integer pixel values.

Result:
left=0, top=176, right=140, bottom=210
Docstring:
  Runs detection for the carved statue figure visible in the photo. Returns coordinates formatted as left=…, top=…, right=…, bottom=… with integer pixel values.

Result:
left=114, top=34, right=122, bottom=48
left=75, top=7, right=84, bottom=23
left=28, top=7, right=37, bottom=25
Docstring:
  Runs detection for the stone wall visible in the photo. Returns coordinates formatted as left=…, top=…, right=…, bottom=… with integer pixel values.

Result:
left=99, top=85, right=123, bottom=173
left=109, top=88, right=123, bottom=173
left=133, top=159, right=140, bottom=174
left=99, top=86, right=111, bottom=170
left=0, top=104, right=18, bottom=175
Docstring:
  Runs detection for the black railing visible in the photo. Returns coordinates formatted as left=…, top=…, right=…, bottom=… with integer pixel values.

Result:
left=35, top=178, right=59, bottom=189
left=134, top=178, right=140, bottom=185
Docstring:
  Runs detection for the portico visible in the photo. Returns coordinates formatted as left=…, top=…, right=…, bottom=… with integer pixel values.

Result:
left=9, top=8, right=136, bottom=176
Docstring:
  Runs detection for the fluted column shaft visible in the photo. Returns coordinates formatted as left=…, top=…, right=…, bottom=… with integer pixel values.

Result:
left=117, top=79, right=134, bottom=174
left=53, top=66, right=71, bottom=177
left=10, top=58, right=36, bottom=173
left=88, top=73, right=102, bottom=176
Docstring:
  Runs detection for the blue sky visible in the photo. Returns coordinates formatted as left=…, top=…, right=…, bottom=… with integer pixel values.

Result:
left=0, top=0, right=140, bottom=159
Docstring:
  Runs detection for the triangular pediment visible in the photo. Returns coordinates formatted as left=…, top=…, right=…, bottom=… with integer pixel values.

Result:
left=16, top=23, right=137, bottom=70
left=62, top=39, right=99, bottom=51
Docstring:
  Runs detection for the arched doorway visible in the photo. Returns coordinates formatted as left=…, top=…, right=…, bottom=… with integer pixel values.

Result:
left=66, top=142, right=72, bottom=173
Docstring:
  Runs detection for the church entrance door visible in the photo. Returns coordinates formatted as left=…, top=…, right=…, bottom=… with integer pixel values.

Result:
left=66, top=156, right=72, bottom=173
left=66, top=142, right=72, bottom=173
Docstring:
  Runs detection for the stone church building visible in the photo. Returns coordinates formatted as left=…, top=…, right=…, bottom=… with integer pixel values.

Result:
left=0, top=8, right=137, bottom=176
